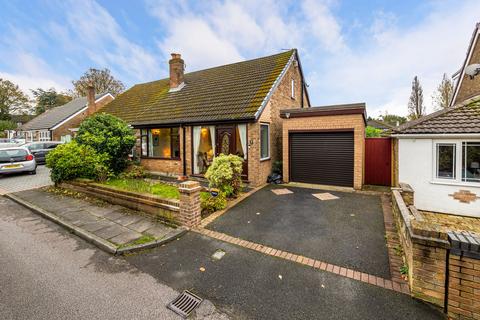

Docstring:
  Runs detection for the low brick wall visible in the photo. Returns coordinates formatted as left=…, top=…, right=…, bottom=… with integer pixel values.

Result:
left=61, top=180, right=201, bottom=227
left=447, top=232, right=480, bottom=320
left=391, top=185, right=449, bottom=307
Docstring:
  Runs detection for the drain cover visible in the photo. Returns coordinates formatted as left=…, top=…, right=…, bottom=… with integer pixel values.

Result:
left=167, top=290, right=203, bottom=318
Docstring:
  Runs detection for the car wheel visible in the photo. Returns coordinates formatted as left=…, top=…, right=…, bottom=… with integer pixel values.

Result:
left=29, top=169, right=37, bottom=175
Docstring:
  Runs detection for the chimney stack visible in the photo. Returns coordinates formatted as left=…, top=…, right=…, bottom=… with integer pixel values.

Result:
left=87, top=83, right=96, bottom=115
left=169, top=53, right=185, bottom=91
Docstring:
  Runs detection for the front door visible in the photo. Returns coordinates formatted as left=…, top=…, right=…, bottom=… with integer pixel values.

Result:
left=215, top=125, right=248, bottom=178
left=216, top=125, right=236, bottom=156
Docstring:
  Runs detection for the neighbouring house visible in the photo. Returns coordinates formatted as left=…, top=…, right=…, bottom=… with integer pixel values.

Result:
left=102, top=50, right=312, bottom=187
left=367, top=118, right=393, bottom=134
left=19, top=87, right=114, bottom=142
left=103, top=50, right=368, bottom=188
left=393, top=22, right=480, bottom=217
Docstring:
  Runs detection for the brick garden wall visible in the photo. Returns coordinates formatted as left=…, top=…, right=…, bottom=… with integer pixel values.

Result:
left=281, top=114, right=365, bottom=189
left=448, top=255, right=480, bottom=319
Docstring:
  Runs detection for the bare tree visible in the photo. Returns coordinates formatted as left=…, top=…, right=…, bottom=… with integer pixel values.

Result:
left=71, top=68, right=125, bottom=97
left=432, top=73, right=454, bottom=110
left=407, top=76, right=425, bottom=120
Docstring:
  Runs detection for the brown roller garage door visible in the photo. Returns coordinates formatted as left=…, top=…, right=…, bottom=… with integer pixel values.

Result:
left=289, top=131, right=354, bottom=187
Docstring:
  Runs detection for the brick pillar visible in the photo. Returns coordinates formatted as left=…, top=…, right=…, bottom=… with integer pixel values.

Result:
left=178, top=181, right=202, bottom=227
left=447, top=232, right=480, bottom=320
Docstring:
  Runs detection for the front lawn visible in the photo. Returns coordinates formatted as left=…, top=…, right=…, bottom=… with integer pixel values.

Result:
left=103, top=178, right=180, bottom=199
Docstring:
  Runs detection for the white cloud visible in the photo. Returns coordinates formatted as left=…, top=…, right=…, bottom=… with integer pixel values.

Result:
left=313, top=1, right=480, bottom=117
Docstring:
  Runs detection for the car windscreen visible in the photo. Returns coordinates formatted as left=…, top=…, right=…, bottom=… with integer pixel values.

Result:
left=0, top=149, right=28, bottom=163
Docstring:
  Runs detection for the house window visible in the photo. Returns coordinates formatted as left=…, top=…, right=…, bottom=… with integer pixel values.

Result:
left=462, top=142, right=480, bottom=183
left=436, top=143, right=456, bottom=179
left=291, top=79, right=295, bottom=99
left=140, top=128, right=180, bottom=159
left=260, top=123, right=270, bottom=160
left=193, top=126, right=215, bottom=174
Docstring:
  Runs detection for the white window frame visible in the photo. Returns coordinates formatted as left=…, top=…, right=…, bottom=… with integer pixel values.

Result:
left=462, top=141, right=480, bottom=183
left=434, top=142, right=456, bottom=180
left=291, top=79, right=295, bottom=99
left=260, top=123, right=270, bottom=161
left=431, top=139, right=480, bottom=186
left=39, top=130, right=51, bottom=142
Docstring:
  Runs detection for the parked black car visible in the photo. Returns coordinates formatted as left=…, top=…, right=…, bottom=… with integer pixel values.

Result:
left=23, top=141, right=63, bottom=164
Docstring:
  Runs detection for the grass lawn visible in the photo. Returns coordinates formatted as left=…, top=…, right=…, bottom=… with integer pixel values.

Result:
left=103, top=178, right=180, bottom=199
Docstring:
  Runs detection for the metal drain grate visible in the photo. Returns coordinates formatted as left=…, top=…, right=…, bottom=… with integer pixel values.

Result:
left=167, top=290, right=203, bottom=318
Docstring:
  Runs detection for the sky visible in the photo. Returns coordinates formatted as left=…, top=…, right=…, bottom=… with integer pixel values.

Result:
left=0, top=0, right=479, bottom=118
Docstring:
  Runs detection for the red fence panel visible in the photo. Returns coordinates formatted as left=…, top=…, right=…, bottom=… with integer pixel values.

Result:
left=365, top=138, right=392, bottom=186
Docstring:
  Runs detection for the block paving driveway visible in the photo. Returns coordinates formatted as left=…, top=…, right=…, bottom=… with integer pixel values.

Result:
left=0, top=165, right=52, bottom=195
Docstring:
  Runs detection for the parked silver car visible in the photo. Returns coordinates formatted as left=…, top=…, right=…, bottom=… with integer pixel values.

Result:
left=0, top=147, right=37, bottom=175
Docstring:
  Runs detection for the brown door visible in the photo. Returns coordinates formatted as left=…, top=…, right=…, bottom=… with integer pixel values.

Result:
left=365, top=138, right=392, bottom=186
left=215, top=125, right=248, bottom=178
left=289, top=131, right=354, bottom=187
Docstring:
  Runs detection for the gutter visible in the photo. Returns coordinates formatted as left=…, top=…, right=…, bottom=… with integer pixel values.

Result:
left=392, top=133, right=480, bottom=139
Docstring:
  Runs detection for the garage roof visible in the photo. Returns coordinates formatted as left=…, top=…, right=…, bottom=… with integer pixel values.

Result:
left=280, top=103, right=367, bottom=123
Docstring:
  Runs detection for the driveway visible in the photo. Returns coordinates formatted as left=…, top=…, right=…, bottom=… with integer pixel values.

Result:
left=206, top=185, right=391, bottom=278
left=128, top=232, right=444, bottom=320
left=0, top=165, right=52, bottom=195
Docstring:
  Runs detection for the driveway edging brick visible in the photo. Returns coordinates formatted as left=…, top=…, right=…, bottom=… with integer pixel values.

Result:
left=193, top=227, right=410, bottom=295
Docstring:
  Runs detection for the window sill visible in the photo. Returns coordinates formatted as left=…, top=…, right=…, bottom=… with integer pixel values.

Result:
left=429, top=180, right=480, bottom=188
left=260, top=157, right=271, bottom=162
left=140, top=157, right=181, bottom=161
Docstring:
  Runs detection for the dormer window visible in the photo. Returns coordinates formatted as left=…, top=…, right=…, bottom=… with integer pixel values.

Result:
left=291, top=79, right=295, bottom=99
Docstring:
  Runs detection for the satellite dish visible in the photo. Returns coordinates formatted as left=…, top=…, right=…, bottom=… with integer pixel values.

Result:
left=465, top=63, right=480, bottom=79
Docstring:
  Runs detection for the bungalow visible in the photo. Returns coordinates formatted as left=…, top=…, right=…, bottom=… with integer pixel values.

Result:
left=393, top=22, right=480, bottom=217
left=19, top=88, right=114, bottom=142
left=102, top=50, right=312, bottom=187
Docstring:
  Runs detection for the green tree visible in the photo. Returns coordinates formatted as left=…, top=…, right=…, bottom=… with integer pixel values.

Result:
left=31, top=88, right=72, bottom=115
left=365, top=126, right=383, bottom=137
left=432, top=73, right=454, bottom=110
left=378, top=113, right=407, bottom=127
left=76, top=113, right=135, bottom=173
left=407, top=76, right=425, bottom=120
left=71, top=68, right=125, bottom=97
left=0, top=120, right=17, bottom=138
left=0, top=78, right=30, bottom=120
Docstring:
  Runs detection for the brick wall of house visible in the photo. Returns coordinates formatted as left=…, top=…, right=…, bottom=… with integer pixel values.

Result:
left=51, top=95, right=114, bottom=141
left=454, top=34, right=480, bottom=105
left=448, top=254, right=480, bottom=319
left=281, top=114, right=365, bottom=190
left=247, top=58, right=307, bottom=186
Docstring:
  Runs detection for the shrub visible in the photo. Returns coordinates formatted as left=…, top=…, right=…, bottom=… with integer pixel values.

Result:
left=46, top=141, right=111, bottom=184
left=119, top=163, right=148, bottom=179
left=366, top=126, right=383, bottom=137
left=204, top=154, right=243, bottom=197
left=200, top=192, right=227, bottom=215
left=76, top=113, right=135, bottom=173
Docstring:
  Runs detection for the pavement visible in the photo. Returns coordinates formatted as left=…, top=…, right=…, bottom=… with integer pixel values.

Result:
left=127, top=232, right=445, bottom=320
left=0, top=165, right=52, bottom=195
left=0, top=196, right=228, bottom=320
left=207, top=184, right=391, bottom=278
left=10, top=188, right=184, bottom=252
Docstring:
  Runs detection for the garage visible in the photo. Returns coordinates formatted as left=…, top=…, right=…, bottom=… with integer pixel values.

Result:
left=289, top=131, right=354, bottom=187
left=281, top=103, right=366, bottom=190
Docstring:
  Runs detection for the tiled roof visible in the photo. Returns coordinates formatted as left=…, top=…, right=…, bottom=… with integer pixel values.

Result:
left=102, top=50, right=296, bottom=125
left=21, top=93, right=109, bottom=131
left=395, top=98, right=480, bottom=134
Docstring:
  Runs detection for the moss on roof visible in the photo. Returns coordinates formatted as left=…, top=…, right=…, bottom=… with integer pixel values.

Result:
left=102, top=50, right=295, bottom=125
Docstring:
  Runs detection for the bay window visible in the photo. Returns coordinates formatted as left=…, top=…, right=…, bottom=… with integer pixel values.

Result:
left=140, top=127, right=180, bottom=159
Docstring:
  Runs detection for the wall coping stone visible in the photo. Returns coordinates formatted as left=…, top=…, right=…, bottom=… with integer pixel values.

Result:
left=448, top=231, right=480, bottom=259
